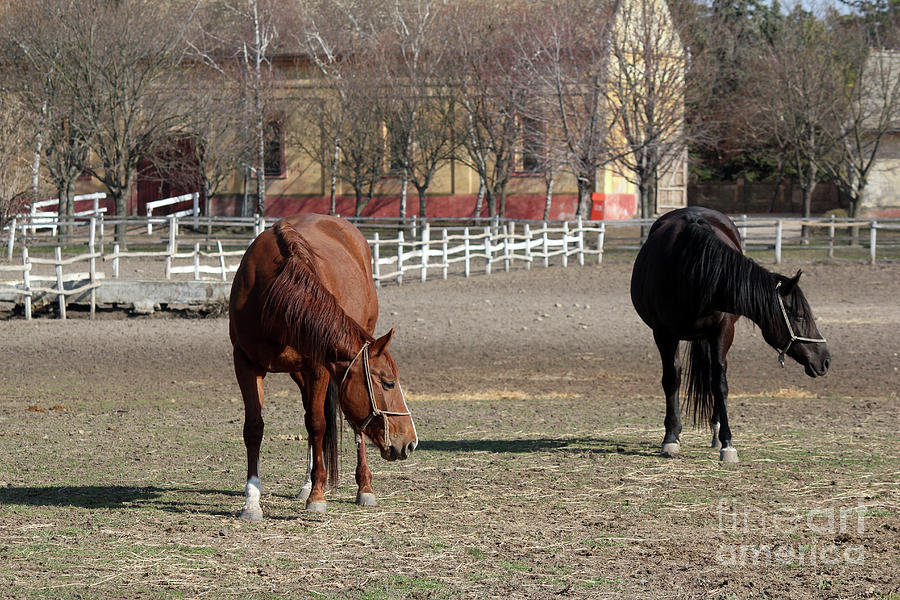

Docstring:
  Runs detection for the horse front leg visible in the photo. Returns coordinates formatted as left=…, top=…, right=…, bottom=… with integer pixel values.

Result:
left=301, top=366, right=330, bottom=513
left=654, top=330, right=682, bottom=457
left=355, top=435, right=377, bottom=506
left=234, top=348, right=266, bottom=522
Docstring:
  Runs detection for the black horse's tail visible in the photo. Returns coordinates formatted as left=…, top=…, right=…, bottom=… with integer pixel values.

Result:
left=324, top=378, right=340, bottom=489
left=682, top=339, right=715, bottom=426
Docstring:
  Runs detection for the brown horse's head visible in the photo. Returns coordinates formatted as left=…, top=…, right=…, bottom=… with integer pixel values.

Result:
left=340, top=329, right=418, bottom=461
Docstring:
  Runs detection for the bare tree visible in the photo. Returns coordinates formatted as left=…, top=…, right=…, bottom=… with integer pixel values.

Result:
left=818, top=29, right=900, bottom=217
left=20, top=0, right=202, bottom=245
left=0, top=95, right=38, bottom=230
left=294, top=0, right=386, bottom=217
left=450, top=2, right=531, bottom=218
left=741, top=8, right=841, bottom=225
left=607, top=0, right=689, bottom=224
left=189, top=0, right=292, bottom=217
left=520, top=0, right=623, bottom=220
left=2, top=0, right=92, bottom=242
left=151, top=64, right=254, bottom=221
left=381, top=0, right=460, bottom=219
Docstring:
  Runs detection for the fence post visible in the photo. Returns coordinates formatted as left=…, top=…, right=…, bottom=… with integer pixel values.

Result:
left=410, top=215, right=417, bottom=240
left=22, top=248, right=31, bottom=321
left=524, top=223, right=532, bottom=270
left=484, top=226, right=492, bottom=275
left=193, top=192, right=200, bottom=230
left=562, top=221, right=569, bottom=268
left=54, top=246, right=66, bottom=320
left=542, top=221, right=549, bottom=268
left=740, top=214, right=748, bottom=250
left=397, top=230, right=404, bottom=286
left=89, top=218, right=96, bottom=319
left=441, top=229, right=449, bottom=280
left=503, top=223, right=511, bottom=272
left=597, top=222, right=605, bottom=265
left=112, top=243, right=120, bottom=278
left=775, top=219, right=783, bottom=264
left=420, top=223, right=430, bottom=283
left=217, top=241, right=227, bottom=281
left=98, top=214, right=105, bottom=255
left=827, top=214, right=835, bottom=259
left=464, top=227, right=471, bottom=278
left=372, top=233, right=381, bottom=288
left=870, top=221, right=877, bottom=265
left=576, top=217, right=585, bottom=266
left=193, top=242, right=201, bottom=280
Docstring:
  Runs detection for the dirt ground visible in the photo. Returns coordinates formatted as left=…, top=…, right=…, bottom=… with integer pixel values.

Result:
left=0, top=254, right=898, bottom=599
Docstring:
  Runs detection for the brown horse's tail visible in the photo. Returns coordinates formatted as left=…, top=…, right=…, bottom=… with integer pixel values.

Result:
left=324, top=378, right=340, bottom=490
left=682, top=339, right=715, bottom=426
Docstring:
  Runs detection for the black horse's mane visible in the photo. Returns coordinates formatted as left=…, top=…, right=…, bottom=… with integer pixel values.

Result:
left=672, top=218, right=813, bottom=333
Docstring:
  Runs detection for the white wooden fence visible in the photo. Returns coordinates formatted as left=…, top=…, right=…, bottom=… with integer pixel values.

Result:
left=2, top=213, right=899, bottom=319
left=369, top=219, right=606, bottom=286
left=0, top=219, right=102, bottom=320
left=145, top=192, right=200, bottom=234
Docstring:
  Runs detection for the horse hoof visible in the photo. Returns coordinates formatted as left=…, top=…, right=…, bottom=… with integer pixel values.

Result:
left=297, top=485, right=312, bottom=503
left=239, top=506, right=263, bottom=522
left=306, top=500, right=327, bottom=513
left=356, top=492, right=377, bottom=507
left=719, top=447, right=739, bottom=463
left=660, top=442, right=680, bottom=458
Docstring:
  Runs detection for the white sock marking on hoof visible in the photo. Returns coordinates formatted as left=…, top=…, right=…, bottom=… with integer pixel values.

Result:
left=240, top=476, right=263, bottom=521
left=356, top=492, right=377, bottom=507
left=306, top=500, right=327, bottom=513
left=719, top=447, right=739, bottom=463
left=660, top=442, right=680, bottom=457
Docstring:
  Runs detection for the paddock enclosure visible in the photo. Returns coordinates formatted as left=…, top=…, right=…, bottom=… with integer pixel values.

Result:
left=0, top=256, right=897, bottom=599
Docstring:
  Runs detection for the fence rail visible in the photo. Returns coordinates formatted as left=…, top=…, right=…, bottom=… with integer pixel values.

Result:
left=2, top=213, right=898, bottom=319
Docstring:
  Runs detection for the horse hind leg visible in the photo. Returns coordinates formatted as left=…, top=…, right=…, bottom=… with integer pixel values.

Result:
left=654, top=331, right=682, bottom=458
left=711, top=329, right=738, bottom=463
left=234, top=348, right=266, bottom=522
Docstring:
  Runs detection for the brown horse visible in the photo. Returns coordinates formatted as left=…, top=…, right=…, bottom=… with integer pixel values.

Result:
left=229, top=213, right=418, bottom=520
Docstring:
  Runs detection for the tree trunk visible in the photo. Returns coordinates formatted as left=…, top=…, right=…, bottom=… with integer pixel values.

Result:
left=473, top=179, right=485, bottom=219
left=399, top=170, right=408, bottom=219
left=800, top=162, right=817, bottom=243
left=498, top=184, right=508, bottom=219
left=576, top=178, right=593, bottom=220
left=57, top=178, right=76, bottom=244
left=354, top=187, right=364, bottom=217
left=329, top=140, right=339, bottom=216
left=255, top=113, right=266, bottom=217
left=543, top=171, right=556, bottom=221
left=418, top=187, right=427, bottom=220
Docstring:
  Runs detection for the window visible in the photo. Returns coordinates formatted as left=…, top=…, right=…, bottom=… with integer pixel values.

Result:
left=263, top=119, right=284, bottom=178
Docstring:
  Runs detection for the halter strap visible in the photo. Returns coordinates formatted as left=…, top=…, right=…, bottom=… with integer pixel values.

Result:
left=774, top=281, right=827, bottom=367
left=341, top=341, right=411, bottom=448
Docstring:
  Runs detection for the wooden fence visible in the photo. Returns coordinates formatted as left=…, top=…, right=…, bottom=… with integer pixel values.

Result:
left=2, top=213, right=898, bottom=319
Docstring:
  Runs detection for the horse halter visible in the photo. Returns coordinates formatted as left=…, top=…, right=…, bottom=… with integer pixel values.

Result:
left=340, top=341, right=411, bottom=448
left=774, top=281, right=827, bottom=367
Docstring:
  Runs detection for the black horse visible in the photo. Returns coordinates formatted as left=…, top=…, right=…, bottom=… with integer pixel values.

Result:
left=630, top=207, right=831, bottom=462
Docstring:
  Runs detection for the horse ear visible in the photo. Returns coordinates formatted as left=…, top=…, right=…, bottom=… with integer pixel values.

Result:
left=779, top=270, right=802, bottom=296
left=371, top=329, right=394, bottom=355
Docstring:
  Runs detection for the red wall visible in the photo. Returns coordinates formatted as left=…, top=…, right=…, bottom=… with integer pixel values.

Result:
left=210, top=193, right=630, bottom=221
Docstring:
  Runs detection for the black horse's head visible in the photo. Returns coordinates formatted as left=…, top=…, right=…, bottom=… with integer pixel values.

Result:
left=768, top=271, right=831, bottom=377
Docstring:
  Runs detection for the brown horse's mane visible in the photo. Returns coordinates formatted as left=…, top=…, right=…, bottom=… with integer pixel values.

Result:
left=262, top=220, right=372, bottom=365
